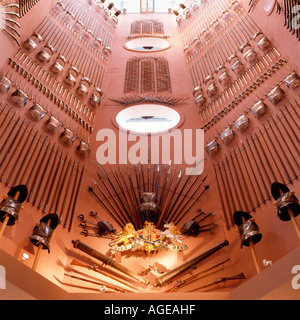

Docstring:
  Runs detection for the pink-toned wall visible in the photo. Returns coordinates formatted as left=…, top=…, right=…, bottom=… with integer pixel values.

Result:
left=0, top=0, right=299, bottom=299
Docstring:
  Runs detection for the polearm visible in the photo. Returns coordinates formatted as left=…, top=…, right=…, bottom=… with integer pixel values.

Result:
left=72, top=240, right=150, bottom=286
left=169, top=175, right=208, bottom=225
left=90, top=179, right=126, bottom=228
left=153, top=240, right=229, bottom=287
left=187, top=272, right=246, bottom=292
left=173, top=184, right=210, bottom=226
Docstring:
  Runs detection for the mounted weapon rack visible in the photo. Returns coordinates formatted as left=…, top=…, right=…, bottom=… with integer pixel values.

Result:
left=0, top=0, right=118, bottom=231
left=178, top=0, right=300, bottom=230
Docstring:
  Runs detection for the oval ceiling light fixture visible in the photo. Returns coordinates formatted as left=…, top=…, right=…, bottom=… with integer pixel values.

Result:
left=124, top=37, right=171, bottom=52
left=115, top=104, right=183, bottom=134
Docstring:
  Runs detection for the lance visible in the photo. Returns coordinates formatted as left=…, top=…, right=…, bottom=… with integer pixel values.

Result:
left=0, top=123, right=30, bottom=184
left=6, top=127, right=35, bottom=187
left=213, top=163, right=230, bottom=230
left=224, top=155, right=243, bottom=211
left=188, top=272, right=246, bottom=292
left=94, top=161, right=132, bottom=222
left=0, top=119, right=26, bottom=175
left=237, top=144, right=263, bottom=206
left=157, top=169, right=183, bottom=228
left=216, top=160, right=235, bottom=219
left=63, top=163, right=80, bottom=229
left=232, top=148, right=255, bottom=212
left=72, top=240, right=150, bottom=286
left=279, top=109, right=299, bottom=141
left=274, top=113, right=300, bottom=160
left=117, top=165, right=138, bottom=221
left=0, top=115, right=20, bottom=158
left=158, top=163, right=172, bottom=207
left=285, top=104, right=300, bottom=132
left=90, top=179, right=125, bottom=228
left=68, top=165, right=85, bottom=232
left=260, top=125, right=291, bottom=184
left=266, top=119, right=298, bottom=178
left=111, top=167, right=136, bottom=224
left=244, top=138, right=270, bottom=201
left=166, top=174, right=193, bottom=222
left=174, top=184, right=210, bottom=226
left=70, top=259, right=142, bottom=293
left=55, top=158, right=72, bottom=222
left=95, top=171, right=130, bottom=225
left=27, top=139, right=51, bottom=202
left=220, top=158, right=238, bottom=215
left=154, top=240, right=229, bottom=287
left=170, top=175, right=208, bottom=225
left=42, top=151, right=64, bottom=213
left=37, top=149, right=62, bottom=210
left=32, top=144, right=57, bottom=207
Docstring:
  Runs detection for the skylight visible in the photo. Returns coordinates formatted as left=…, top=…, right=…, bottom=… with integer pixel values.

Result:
left=112, top=0, right=183, bottom=13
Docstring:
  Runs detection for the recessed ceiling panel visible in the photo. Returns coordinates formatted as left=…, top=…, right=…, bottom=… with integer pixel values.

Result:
left=124, top=37, right=171, bottom=52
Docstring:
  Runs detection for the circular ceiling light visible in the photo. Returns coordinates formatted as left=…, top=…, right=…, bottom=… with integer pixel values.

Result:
left=115, top=104, right=182, bottom=134
left=124, top=37, right=171, bottom=52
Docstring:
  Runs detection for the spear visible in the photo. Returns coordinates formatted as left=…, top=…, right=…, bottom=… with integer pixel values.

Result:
left=174, top=184, right=211, bottom=226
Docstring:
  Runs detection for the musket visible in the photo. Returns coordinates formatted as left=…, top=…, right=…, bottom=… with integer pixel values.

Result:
left=70, top=259, right=142, bottom=293
left=72, top=240, right=150, bottom=286
left=153, top=240, right=229, bottom=287
left=64, top=273, right=121, bottom=293
left=167, top=258, right=231, bottom=293
left=187, top=272, right=246, bottom=292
